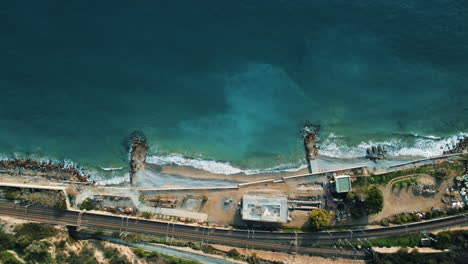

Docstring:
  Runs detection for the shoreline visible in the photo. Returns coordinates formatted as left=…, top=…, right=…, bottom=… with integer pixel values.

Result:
left=0, top=133, right=465, bottom=187
left=150, top=156, right=423, bottom=183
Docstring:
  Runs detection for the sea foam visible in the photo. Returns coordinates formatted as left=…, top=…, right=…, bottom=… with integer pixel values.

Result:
left=147, top=132, right=466, bottom=175
left=320, top=132, right=466, bottom=158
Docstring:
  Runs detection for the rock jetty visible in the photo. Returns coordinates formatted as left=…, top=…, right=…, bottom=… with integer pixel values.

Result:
left=443, top=136, right=468, bottom=155
left=0, top=159, right=88, bottom=182
left=302, top=124, right=320, bottom=173
left=366, top=145, right=388, bottom=160
left=128, top=131, right=148, bottom=185
left=303, top=124, right=320, bottom=161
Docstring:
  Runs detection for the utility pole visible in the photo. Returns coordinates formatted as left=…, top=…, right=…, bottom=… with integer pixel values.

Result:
left=165, top=221, right=170, bottom=241
left=77, top=211, right=84, bottom=229
left=24, top=204, right=31, bottom=220
left=171, top=221, right=175, bottom=244
left=294, top=231, right=298, bottom=254
left=124, top=216, right=130, bottom=236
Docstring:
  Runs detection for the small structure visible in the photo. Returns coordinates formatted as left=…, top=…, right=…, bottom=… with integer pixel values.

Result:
left=241, top=195, right=288, bottom=223
left=333, top=175, right=352, bottom=193
left=420, top=238, right=432, bottom=247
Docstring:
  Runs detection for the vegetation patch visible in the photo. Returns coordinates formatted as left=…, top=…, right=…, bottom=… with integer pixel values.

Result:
left=372, top=230, right=468, bottom=264
left=1, top=187, right=67, bottom=210
left=133, top=247, right=201, bottom=264
left=0, top=251, right=22, bottom=264
left=344, top=186, right=384, bottom=218
left=378, top=205, right=468, bottom=226
left=309, top=209, right=331, bottom=230
left=79, top=198, right=95, bottom=211
left=356, top=159, right=465, bottom=187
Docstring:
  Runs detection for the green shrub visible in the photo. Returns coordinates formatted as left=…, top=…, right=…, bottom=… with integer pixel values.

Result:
left=24, top=240, right=53, bottom=263
left=132, top=248, right=146, bottom=258
left=246, top=253, right=261, bottom=264
left=67, top=247, right=99, bottom=264
left=227, top=248, right=240, bottom=259
left=79, top=198, right=95, bottom=211
left=0, top=230, right=15, bottom=251
left=0, top=251, right=22, bottom=264
left=141, top=211, right=153, bottom=219
left=201, top=245, right=216, bottom=254
left=109, top=255, right=131, bottom=264
left=4, top=190, right=20, bottom=200
left=14, top=223, right=58, bottom=241
left=103, top=247, right=117, bottom=259
left=309, top=209, right=331, bottom=230
left=365, top=186, right=384, bottom=214
left=380, top=219, right=390, bottom=226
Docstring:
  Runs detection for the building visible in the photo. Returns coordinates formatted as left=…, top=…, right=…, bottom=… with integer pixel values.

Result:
left=241, top=195, right=288, bottom=223
left=334, top=175, right=352, bottom=193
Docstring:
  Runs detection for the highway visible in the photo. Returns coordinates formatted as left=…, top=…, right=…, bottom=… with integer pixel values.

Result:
left=1, top=200, right=467, bottom=259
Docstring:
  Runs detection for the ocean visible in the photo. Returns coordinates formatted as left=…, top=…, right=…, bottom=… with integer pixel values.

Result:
left=1, top=1, right=467, bottom=178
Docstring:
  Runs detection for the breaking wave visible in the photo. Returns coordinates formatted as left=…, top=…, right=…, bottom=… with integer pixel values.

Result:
left=320, top=132, right=466, bottom=158
left=147, top=132, right=466, bottom=175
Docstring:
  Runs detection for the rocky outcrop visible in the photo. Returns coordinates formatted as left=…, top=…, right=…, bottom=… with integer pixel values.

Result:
left=0, top=159, right=88, bottom=182
left=128, top=131, right=148, bottom=185
left=302, top=124, right=320, bottom=173
left=443, top=136, right=468, bottom=155
left=366, top=145, right=388, bottom=160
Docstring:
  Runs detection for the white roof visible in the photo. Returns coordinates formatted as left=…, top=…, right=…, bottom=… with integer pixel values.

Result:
left=242, top=195, right=288, bottom=223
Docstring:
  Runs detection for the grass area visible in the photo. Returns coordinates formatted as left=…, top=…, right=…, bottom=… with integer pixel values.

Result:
left=391, top=177, right=418, bottom=189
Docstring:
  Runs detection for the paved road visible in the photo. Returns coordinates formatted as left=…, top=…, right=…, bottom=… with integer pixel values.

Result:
left=1, top=200, right=467, bottom=258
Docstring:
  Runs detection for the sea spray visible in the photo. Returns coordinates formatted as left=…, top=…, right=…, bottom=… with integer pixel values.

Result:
left=320, top=132, right=467, bottom=158
left=147, top=132, right=466, bottom=175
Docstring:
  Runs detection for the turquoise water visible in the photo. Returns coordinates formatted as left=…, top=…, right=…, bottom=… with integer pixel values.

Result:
left=1, top=1, right=467, bottom=173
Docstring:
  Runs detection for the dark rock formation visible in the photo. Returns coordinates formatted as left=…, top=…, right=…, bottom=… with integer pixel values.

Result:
left=366, top=145, right=387, bottom=161
left=303, top=124, right=320, bottom=161
left=0, top=159, right=88, bottom=182
left=128, top=131, right=148, bottom=185
left=443, top=136, right=468, bottom=155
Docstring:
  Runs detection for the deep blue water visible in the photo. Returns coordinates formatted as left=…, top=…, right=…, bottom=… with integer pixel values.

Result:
left=1, top=1, right=467, bottom=172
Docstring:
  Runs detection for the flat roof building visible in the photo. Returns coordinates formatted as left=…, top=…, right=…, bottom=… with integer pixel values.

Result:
left=334, top=175, right=352, bottom=193
left=241, top=195, right=288, bottom=223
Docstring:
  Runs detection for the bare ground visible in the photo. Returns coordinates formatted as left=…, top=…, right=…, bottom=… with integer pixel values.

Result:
left=142, top=174, right=328, bottom=226
left=368, top=174, right=450, bottom=223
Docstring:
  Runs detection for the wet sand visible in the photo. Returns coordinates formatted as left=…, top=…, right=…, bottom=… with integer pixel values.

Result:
left=153, top=163, right=309, bottom=182
left=151, top=156, right=417, bottom=183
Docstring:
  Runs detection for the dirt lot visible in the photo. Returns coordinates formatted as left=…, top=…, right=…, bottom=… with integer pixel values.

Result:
left=368, top=174, right=451, bottom=222
left=141, top=174, right=328, bottom=227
